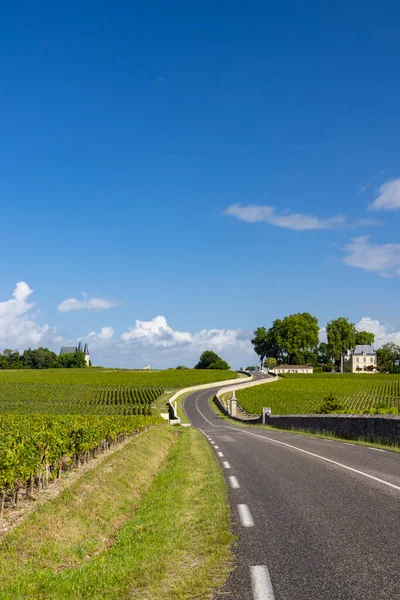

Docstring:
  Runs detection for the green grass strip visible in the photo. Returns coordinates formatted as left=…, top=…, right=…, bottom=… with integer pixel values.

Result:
left=0, top=427, right=233, bottom=599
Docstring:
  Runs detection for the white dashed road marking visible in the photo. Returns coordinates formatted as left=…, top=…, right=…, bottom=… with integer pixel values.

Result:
left=223, top=461, right=231, bottom=469
left=250, top=565, right=275, bottom=599
left=237, top=504, right=254, bottom=527
left=369, top=447, right=386, bottom=452
left=229, top=476, right=240, bottom=489
left=218, top=451, right=224, bottom=457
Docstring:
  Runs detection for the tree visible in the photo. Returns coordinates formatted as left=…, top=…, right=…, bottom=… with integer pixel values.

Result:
left=176, top=365, right=189, bottom=370
left=251, top=327, right=270, bottom=367
left=355, top=331, right=375, bottom=345
left=1, top=349, right=22, bottom=369
left=195, top=351, right=230, bottom=370
left=274, top=313, right=319, bottom=364
left=376, top=343, right=400, bottom=373
left=317, top=342, right=334, bottom=370
left=56, top=350, right=87, bottom=369
left=326, top=317, right=357, bottom=370
left=207, top=359, right=230, bottom=370
left=22, top=347, right=58, bottom=369
left=252, top=314, right=319, bottom=366
left=265, top=357, right=277, bottom=371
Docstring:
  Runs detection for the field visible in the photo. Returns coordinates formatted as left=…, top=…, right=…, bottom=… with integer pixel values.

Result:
left=0, top=368, right=238, bottom=513
left=0, top=369, right=237, bottom=416
left=0, top=383, right=163, bottom=415
left=236, top=374, right=400, bottom=415
left=0, top=368, right=237, bottom=388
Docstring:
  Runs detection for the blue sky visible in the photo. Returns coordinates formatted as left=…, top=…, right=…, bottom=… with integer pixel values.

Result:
left=1, top=1, right=400, bottom=367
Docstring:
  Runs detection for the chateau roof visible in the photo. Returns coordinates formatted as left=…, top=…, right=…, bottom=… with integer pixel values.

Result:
left=59, top=346, right=77, bottom=355
left=353, top=344, right=375, bottom=355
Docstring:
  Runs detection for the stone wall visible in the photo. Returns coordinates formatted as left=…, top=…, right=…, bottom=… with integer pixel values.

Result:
left=263, top=413, right=400, bottom=446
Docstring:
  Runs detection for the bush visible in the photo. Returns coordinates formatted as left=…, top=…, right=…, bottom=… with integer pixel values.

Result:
left=316, top=394, right=345, bottom=414
left=207, top=359, right=230, bottom=370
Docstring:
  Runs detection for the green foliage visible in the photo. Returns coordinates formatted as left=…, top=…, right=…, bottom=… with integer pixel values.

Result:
left=207, top=359, right=230, bottom=370
left=265, top=357, right=277, bottom=370
left=0, top=347, right=59, bottom=370
left=316, top=394, right=345, bottom=414
left=317, top=342, right=334, bottom=369
left=175, top=365, right=189, bottom=370
left=355, top=331, right=375, bottom=345
left=251, top=327, right=270, bottom=365
left=56, top=350, right=87, bottom=369
left=0, top=414, right=160, bottom=495
left=376, top=342, right=400, bottom=373
left=0, top=383, right=163, bottom=416
left=252, top=313, right=319, bottom=365
left=326, top=317, right=357, bottom=363
left=236, top=373, right=400, bottom=415
left=195, top=351, right=230, bottom=370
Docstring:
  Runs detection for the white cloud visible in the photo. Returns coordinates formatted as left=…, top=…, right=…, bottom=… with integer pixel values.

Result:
left=121, top=315, right=192, bottom=348
left=58, top=294, right=121, bottom=313
left=342, top=236, right=400, bottom=278
left=356, top=317, right=400, bottom=347
left=0, top=282, right=60, bottom=349
left=88, top=326, right=114, bottom=341
left=369, top=178, right=400, bottom=211
left=118, top=315, right=254, bottom=368
left=224, top=204, right=346, bottom=230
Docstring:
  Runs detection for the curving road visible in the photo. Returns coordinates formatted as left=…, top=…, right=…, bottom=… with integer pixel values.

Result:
left=183, top=377, right=400, bottom=600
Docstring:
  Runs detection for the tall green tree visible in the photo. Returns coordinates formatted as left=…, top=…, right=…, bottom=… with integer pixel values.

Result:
left=376, top=343, right=400, bottom=373
left=279, top=312, right=319, bottom=364
left=326, top=317, right=357, bottom=369
left=251, top=327, right=270, bottom=366
left=355, top=331, right=375, bottom=345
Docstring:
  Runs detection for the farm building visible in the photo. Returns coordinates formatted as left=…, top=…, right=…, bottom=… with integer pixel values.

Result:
left=59, top=341, right=90, bottom=366
left=271, top=365, right=313, bottom=374
left=344, top=344, right=377, bottom=373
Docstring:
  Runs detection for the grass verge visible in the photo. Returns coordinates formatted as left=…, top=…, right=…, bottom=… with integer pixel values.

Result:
left=0, top=427, right=233, bottom=599
left=174, top=391, right=191, bottom=424
left=209, top=395, right=400, bottom=454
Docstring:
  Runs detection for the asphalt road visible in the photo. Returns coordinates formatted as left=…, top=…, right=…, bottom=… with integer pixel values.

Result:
left=183, top=377, right=400, bottom=600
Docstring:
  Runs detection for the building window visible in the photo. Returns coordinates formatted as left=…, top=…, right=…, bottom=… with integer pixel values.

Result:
left=370, top=357, right=373, bottom=363
left=363, top=357, right=366, bottom=362
left=356, top=357, right=359, bottom=363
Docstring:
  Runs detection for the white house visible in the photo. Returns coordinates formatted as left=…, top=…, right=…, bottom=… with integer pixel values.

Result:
left=271, top=365, right=313, bottom=374
left=344, top=344, right=377, bottom=373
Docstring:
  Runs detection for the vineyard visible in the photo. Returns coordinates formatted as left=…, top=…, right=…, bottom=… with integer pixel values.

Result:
left=0, top=414, right=160, bottom=515
left=0, top=368, right=238, bottom=517
left=0, top=383, right=163, bottom=416
left=0, top=368, right=237, bottom=388
left=236, top=374, right=400, bottom=415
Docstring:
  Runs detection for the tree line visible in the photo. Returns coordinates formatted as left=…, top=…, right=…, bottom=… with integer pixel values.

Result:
left=251, top=313, right=400, bottom=373
left=0, top=348, right=88, bottom=370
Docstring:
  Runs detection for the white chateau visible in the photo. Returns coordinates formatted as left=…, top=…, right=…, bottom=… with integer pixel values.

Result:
left=59, top=342, right=90, bottom=366
left=344, top=344, right=377, bottom=373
